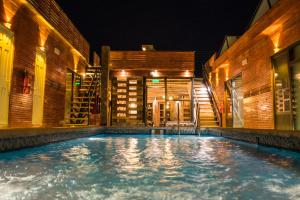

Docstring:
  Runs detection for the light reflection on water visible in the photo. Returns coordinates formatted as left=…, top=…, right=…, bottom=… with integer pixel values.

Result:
left=0, top=135, right=300, bottom=200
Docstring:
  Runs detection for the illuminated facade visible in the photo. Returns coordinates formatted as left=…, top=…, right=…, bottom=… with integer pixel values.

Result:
left=100, top=46, right=196, bottom=127
left=205, top=0, right=300, bottom=130
left=0, top=0, right=100, bottom=127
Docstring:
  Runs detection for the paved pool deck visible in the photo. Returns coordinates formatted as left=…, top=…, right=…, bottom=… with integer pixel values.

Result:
left=0, top=126, right=300, bottom=152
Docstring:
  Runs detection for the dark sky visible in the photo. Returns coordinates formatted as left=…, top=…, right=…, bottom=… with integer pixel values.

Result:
left=56, top=0, right=261, bottom=66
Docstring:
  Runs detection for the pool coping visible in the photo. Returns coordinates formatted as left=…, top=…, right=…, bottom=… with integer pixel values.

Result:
left=202, top=128, right=300, bottom=152
left=1, top=126, right=300, bottom=152
left=0, top=126, right=193, bottom=152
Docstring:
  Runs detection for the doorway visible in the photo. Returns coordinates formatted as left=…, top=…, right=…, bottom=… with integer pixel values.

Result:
left=146, top=78, right=166, bottom=127
left=0, top=25, right=14, bottom=126
left=32, top=48, right=47, bottom=126
left=231, top=75, right=244, bottom=128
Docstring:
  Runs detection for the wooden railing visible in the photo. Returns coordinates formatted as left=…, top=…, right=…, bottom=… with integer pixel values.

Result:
left=202, top=66, right=222, bottom=127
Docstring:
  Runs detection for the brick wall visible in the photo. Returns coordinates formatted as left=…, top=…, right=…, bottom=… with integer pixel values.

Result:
left=205, top=0, right=300, bottom=129
left=1, top=0, right=89, bottom=127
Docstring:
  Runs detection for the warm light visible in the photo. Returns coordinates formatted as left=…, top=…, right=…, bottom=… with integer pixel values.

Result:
left=169, top=96, right=174, bottom=101
left=82, top=73, right=86, bottom=78
left=39, top=46, right=46, bottom=52
left=184, top=70, right=191, bottom=77
left=151, top=70, right=159, bottom=77
left=129, top=103, right=137, bottom=108
left=225, top=67, right=229, bottom=81
left=274, top=47, right=281, bottom=53
left=274, top=73, right=279, bottom=79
left=121, top=70, right=127, bottom=77
left=4, top=23, right=11, bottom=29
left=142, top=47, right=146, bottom=51
left=215, top=69, right=219, bottom=85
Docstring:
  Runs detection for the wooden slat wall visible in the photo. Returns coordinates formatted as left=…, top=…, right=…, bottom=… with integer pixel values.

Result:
left=110, top=51, right=195, bottom=72
left=28, top=0, right=89, bottom=60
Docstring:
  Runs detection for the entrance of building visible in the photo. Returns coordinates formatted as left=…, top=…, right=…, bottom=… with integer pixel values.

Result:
left=146, top=78, right=192, bottom=127
left=274, top=43, right=300, bottom=130
left=226, top=75, right=244, bottom=128
left=0, top=25, right=14, bottom=126
left=232, top=75, right=244, bottom=127
left=32, top=48, right=46, bottom=126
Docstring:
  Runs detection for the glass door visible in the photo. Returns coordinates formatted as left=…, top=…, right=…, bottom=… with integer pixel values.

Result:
left=232, top=75, right=244, bottom=128
left=273, top=52, right=293, bottom=130
left=290, top=44, right=300, bottom=130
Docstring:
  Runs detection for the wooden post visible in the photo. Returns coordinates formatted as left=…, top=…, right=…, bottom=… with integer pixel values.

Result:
left=100, top=46, right=110, bottom=126
left=143, top=76, right=147, bottom=126
left=191, top=78, right=195, bottom=123
left=164, top=77, right=167, bottom=126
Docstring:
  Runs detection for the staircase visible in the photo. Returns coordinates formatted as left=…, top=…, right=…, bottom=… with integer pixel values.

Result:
left=194, top=79, right=220, bottom=128
left=66, top=66, right=101, bottom=126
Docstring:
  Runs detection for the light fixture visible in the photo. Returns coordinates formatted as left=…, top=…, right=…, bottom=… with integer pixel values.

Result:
left=4, top=22, right=11, bottom=29
left=169, top=96, right=174, bottom=101
left=39, top=46, right=46, bottom=52
left=120, top=69, right=127, bottom=77
left=142, top=47, right=146, bottom=51
left=151, top=70, right=159, bottom=77
left=184, top=70, right=190, bottom=77
left=129, top=103, right=137, bottom=108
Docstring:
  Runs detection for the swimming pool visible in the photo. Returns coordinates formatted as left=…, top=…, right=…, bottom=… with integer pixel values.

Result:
left=0, top=134, right=300, bottom=200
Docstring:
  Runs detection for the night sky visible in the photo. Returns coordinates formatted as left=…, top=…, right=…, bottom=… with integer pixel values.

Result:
left=56, top=0, right=261, bottom=69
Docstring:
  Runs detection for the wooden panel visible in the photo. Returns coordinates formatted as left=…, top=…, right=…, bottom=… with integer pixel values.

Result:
left=205, top=0, right=300, bottom=129
left=27, top=0, right=89, bottom=60
left=110, top=51, right=195, bottom=72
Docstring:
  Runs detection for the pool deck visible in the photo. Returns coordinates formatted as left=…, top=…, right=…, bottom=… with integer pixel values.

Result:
left=0, top=126, right=300, bottom=152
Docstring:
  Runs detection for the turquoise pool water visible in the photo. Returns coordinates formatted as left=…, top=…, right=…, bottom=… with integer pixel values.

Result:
left=0, top=134, right=300, bottom=200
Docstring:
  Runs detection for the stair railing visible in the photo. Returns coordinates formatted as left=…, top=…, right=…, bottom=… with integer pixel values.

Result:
left=87, top=67, right=101, bottom=125
left=193, top=81, right=201, bottom=129
left=202, top=66, right=222, bottom=127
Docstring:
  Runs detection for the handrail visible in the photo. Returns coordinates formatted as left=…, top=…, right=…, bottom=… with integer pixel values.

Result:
left=87, top=67, right=101, bottom=125
left=202, top=66, right=222, bottom=127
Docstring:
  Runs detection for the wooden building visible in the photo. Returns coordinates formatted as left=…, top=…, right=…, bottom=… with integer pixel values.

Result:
left=101, top=46, right=195, bottom=127
left=0, top=0, right=100, bottom=127
left=205, top=0, right=300, bottom=130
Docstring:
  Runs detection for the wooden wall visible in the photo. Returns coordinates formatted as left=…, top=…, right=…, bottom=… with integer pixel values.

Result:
left=110, top=51, right=195, bottom=73
left=1, top=0, right=89, bottom=127
left=206, top=0, right=300, bottom=129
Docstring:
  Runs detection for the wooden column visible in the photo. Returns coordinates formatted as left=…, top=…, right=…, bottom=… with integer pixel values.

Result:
left=100, top=46, right=110, bottom=126
left=164, top=78, right=167, bottom=126
left=191, top=78, right=195, bottom=123
left=143, top=76, right=147, bottom=126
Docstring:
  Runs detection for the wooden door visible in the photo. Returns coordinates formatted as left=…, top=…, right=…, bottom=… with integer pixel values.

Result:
left=0, top=25, right=14, bottom=126
left=32, top=49, right=46, bottom=126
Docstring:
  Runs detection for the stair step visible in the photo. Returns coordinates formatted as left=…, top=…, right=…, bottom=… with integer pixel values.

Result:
left=71, top=102, right=95, bottom=104
left=73, top=97, right=95, bottom=99
left=71, top=106, right=91, bottom=109
left=67, top=117, right=88, bottom=120
left=64, top=124, right=88, bottom=127
left=70, top=112, right=91, bottom=114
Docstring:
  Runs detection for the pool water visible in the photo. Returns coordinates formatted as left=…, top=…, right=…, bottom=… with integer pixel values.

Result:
left=0, top=134, right=300, bottom=200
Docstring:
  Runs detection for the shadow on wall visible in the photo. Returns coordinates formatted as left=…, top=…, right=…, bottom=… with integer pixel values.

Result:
left=0, top=0, right=5, bottom=23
